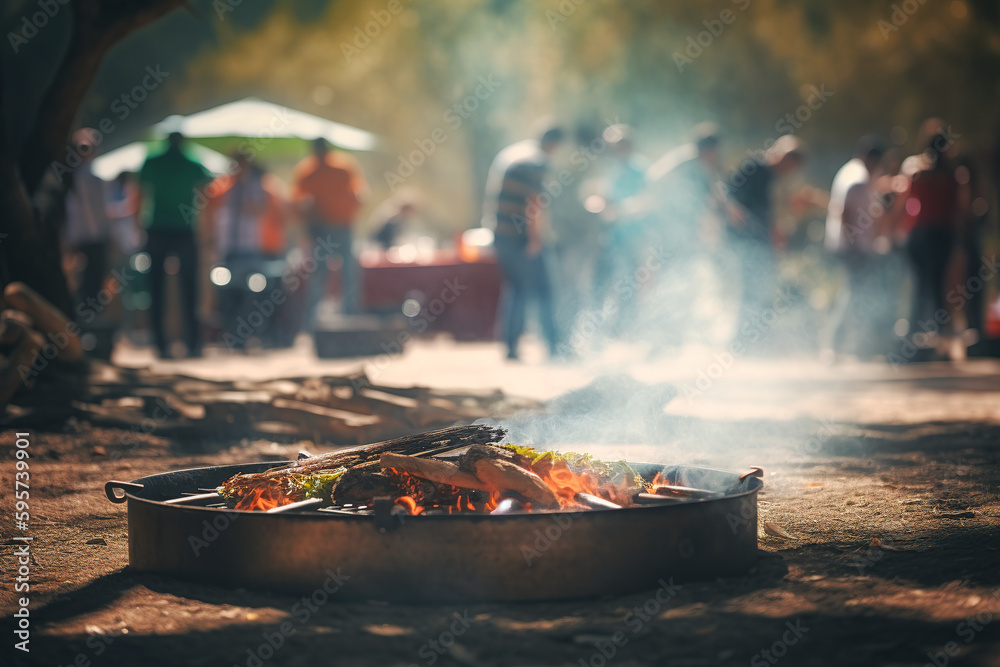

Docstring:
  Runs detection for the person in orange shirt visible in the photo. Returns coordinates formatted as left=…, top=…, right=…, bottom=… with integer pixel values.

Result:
left=292, top=137, right=368, bottom=326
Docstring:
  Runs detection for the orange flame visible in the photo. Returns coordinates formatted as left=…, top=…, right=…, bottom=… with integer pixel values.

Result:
left=648, top=471, right=678, bottom=496
left=387, top=459, right=635, bottom=514
left=395, top=496, right=424, bottom=515
left=234, top=482, right=297, bottom=511
left=388, top=470, right=500, bottom=514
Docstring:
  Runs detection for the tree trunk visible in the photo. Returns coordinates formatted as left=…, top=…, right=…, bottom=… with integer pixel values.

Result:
left=0, top=0, right=189, bottom=315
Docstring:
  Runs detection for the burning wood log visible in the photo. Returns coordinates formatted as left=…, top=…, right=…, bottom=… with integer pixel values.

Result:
left=378, top=446, right=559, bottom=509
left=217, top=429, right=689, bottom=516
left=469, top=455, right=559, bottom=509
left=331, top=468, right=400, bottom=504
left=282, top=425, right=504, bottom=474
left=218, top=425, right=506, bottom=507
left=379, top=453, right=489, bottom=491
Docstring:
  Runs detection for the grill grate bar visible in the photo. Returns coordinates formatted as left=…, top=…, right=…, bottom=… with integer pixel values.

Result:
left=164, top=492, right=222, bottom=505
left=266, top=498, right=324, bottom=514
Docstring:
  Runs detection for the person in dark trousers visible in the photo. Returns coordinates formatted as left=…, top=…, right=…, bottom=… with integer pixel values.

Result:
left=726, top=134, right=806, bottom=345
left=138, top=132, right=212, bottom=358
left=483, top=125, right=565, bottom=360
left=902, top=128, right=963, bottom=343
left=823, top=135, right=888, bottom=358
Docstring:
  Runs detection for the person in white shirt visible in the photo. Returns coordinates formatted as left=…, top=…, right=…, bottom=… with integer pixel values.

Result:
left=823, top=136, right=888, bottom=359
left=64, top=128, right=113, bottom=303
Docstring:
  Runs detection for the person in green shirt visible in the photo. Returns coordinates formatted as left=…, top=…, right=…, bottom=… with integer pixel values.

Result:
left=138, top=132, right=212, bottom=358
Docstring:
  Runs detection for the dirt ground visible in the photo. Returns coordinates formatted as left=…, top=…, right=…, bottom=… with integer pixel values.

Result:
left=2, top=342, right=1000, bottom=667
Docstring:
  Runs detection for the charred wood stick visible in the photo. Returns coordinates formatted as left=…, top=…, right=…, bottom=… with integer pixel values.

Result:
left=260, top=425, right=507, bottom=478
left=413, top=443, right=473, bottom=458
left=574, top=492, right=621, bottom=510
left=2, top=282, right=83, bottom=361
left=379, top=453, right=489, bottom=491
left=219, top=426, right=506, bottom=505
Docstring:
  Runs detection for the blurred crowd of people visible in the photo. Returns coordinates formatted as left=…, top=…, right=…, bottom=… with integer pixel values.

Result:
left=62, top=130, right=370, bottom=358
left=482, top=117, right=996, bottom=363
left=61, top=113, right=995, bottom=365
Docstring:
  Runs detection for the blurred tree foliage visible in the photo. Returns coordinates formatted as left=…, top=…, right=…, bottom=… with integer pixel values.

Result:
left=4, top=0, right=999, bottom=234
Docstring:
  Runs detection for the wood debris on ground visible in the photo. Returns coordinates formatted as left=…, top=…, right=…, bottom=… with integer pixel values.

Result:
left=1, top=361, right=542, bottom=446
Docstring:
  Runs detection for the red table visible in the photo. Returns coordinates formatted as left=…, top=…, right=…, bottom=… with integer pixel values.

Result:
left=359, top=250, right=502, bottom=341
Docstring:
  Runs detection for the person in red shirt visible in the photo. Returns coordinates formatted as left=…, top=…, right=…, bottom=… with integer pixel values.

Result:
left=292, top=138, right=368, bottom=327
left=901, top=128, right=962, bottom=337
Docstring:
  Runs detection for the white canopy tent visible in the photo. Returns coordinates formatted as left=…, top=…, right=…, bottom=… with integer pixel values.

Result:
left=152, top=98, right=379, bottom=152
left=91, top=141, right=234, bottom=181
